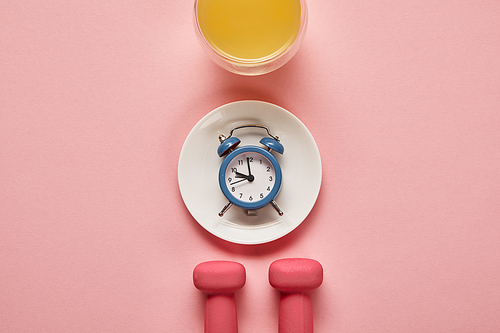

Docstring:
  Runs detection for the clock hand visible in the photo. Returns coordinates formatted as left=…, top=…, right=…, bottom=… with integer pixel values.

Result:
left=235, top=171, right=249, bottom=179
left=246, top=157, right=252, bottom=176
left=234, top=170, right=254, bottom=182
left=230, top=178, right=248, bottom=185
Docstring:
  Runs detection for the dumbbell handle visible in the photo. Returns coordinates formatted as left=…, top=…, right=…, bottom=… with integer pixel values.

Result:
left=204, top=293, right=238, bottom=333
left=278, top=292, right=314, bottom=333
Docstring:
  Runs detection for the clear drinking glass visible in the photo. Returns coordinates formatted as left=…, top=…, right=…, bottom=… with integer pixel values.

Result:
left=194, top=0, right=308, bottom=76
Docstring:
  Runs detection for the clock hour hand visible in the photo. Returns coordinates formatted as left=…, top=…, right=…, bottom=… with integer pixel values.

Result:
left=234, top=171, right=254, bottom=182
left=235, top=171, right=249, bottom=179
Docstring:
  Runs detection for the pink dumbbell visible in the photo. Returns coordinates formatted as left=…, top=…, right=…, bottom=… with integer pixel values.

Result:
left=193, top=261, right=246, bottom=333
left=269, top=258, right=323, bottom=333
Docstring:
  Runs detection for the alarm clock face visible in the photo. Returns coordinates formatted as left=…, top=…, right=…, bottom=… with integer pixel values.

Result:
left=219, top=146, right=282, bottom=210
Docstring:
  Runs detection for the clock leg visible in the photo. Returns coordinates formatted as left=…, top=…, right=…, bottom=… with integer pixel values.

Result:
left=246, top=210, right=258, bottom=216
left=218, top=202, right=233, bottom=217
left=271, top=200, right=284, bottom=216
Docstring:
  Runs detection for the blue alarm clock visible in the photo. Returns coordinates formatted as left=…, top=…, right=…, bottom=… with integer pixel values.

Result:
left=217, top=125, right=284, bottom=217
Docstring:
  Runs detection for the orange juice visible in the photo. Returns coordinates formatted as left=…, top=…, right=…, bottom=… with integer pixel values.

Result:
left=196, top=0, right=302, bottom=61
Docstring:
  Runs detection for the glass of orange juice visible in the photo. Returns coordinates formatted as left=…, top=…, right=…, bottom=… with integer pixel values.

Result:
left=194, top=0, right=308, bottom=76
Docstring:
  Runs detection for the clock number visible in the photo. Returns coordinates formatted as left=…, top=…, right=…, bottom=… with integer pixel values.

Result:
left=239, top=193, right=243, bottom=198
left=228, top=177, right=232, bottom=183
left=249, top=195, right=253, bottom=201
left=238, top=159, right=244, bottom=165
left=266, top=166, right=270, bottom=172
left=260, top=159, right=262, bottom=164
left=231, top=168, right=237, bottom=173
left=260, top=193, right=264, bottom=198
left=269, top=176, right=273, bottom=181
left=231, top=187, right=235, bottom=192
left=249, top=157, right=253, bottom=162
left=267, top=186, right=271, bottom=191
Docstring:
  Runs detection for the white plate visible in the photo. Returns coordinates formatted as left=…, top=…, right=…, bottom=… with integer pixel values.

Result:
left=178, top=100, right=321, bottom=244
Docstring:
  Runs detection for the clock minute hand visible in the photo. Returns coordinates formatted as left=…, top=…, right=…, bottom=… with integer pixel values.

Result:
left=246, top=157, right=252, bottom=176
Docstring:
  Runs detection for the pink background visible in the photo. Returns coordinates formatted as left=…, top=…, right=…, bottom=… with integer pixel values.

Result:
left=1, top=1, right=500, bottom=332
